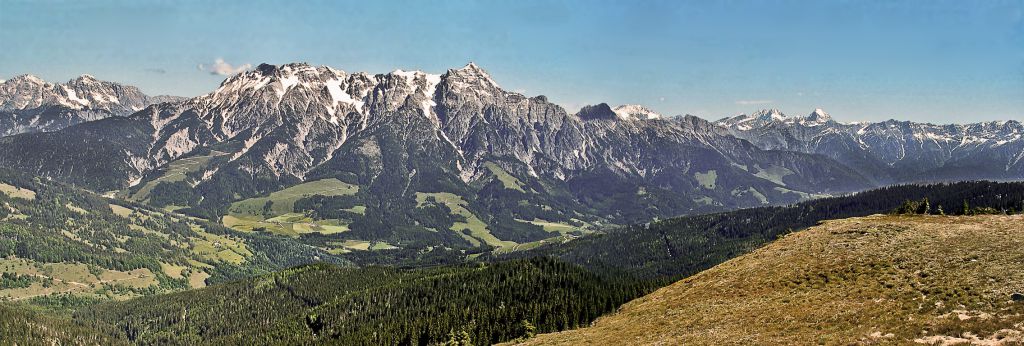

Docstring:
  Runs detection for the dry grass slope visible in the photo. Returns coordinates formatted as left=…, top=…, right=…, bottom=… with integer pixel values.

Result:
left=519, top=215, right=1024, bottom=345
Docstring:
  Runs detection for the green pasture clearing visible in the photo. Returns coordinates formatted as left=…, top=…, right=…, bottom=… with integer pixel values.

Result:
left=694, top=170, right=717, bottom=189
left=108, top=203, right=134, bottom=218
left=0, top=182, right=35, bottom=200
left=0, top=258, right=160, bottom=301
left=515, top=218, right=578, bottom=234
left=191, top=226, right=252, bottom=265
left=223, top=213, right=350, bottom=237
left=64, top=202, right=87, bottom=214
left=130, top=150, right=230, bottom=202
left=228, top=178, right=358, bottom=218
left=223, top=178, right=359, bottom=236
left=160, top=262, right=187, bottom=279
left=415, top=192, right=515, bottom=248
left=344, top=205, right=366, bottom=215
left=484, top=162, right=525, bottom=192
left=731, top=187, right=769, bottom=204
left=492, top=235, right=574, bottom=255
left=752, top=164, right=794, bottom=186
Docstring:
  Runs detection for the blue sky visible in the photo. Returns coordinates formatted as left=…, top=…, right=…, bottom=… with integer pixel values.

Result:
left=1, top=0, right=1021, bottom=123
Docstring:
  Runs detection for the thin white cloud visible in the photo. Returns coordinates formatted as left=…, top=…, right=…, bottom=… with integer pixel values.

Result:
left=735, top=99, right=774, bottom=105
left=197, top=58, right=252, bottom=76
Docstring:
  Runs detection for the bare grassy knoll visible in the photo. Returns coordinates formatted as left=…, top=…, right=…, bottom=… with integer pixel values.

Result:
left=519, top=215, right=1024, bottom=345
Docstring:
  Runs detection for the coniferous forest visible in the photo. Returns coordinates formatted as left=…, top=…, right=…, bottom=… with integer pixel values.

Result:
left=73, top=258, right=649, bottom=345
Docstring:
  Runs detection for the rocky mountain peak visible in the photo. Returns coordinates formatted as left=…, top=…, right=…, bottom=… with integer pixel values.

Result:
left=808, top=108, right=829, bottom=120
left=445, top=62, right=500, bottom=89
left=0, top=73, right=164, bottom=115
left=752, top=108, right=786, bottom=121
left=613, top=104, right=662, bottom=120
left=800, top=108, right=832, bottom=125
left=6, top=74, right=47, bottom=86
left=72, top=74, right=99, bottom=83
left=576, top=103, right=618, bottom=120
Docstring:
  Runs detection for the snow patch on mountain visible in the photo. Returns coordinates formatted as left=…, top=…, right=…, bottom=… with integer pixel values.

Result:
left=613, top=104, right=662, bottom=120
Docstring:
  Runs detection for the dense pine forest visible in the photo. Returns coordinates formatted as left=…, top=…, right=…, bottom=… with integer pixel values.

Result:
left=0, top=303, right=126, bottom=345
left=69, top=258, right=649, bottom=345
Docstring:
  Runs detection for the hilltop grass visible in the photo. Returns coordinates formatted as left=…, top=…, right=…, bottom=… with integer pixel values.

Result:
left=521, top=215, right=1024, bottom=345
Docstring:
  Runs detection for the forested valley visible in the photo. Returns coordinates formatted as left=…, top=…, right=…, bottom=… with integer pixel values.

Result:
left=3, top=178, right=1024, bottom=345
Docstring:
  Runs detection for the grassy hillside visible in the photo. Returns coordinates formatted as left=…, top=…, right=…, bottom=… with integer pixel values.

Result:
left=519, top=215, right=1024, bottom=345
left=508, top=181, right=1024, bottom=280
left=0, top=169, right=351, bottom=307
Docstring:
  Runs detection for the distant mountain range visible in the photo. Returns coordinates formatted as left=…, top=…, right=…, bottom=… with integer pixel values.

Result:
left=0, top=74, right=184, bottom=135
left=717, top=108, right=1024, bottom=184
left=0, top=63, right=1020, bottom=250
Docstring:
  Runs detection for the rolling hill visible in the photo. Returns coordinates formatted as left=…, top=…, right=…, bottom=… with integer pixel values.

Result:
left=503, top=181, right=1024, bottom=280
left=519, top=214, right=1024, bottom=345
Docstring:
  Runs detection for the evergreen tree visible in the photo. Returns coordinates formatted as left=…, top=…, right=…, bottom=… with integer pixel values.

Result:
left=520, top=319, right=536, bottom=340
left=918, top=198, right=930, bottom=215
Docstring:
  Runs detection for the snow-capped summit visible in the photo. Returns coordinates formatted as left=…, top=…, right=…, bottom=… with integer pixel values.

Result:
left=716, top=108, right=787, bottom=130
left=0, top=73, right=180, bottom=115
left=807, top=108, right=830, bottom=121
left=200, top=62, right=445, bottom=129
left=752, top=108, right=786, bottom=122
left=612, top=104, right=662, bottom=120
left=443, top=62, right=500, bottom=92
left=795, top=108, right=832, bottom=126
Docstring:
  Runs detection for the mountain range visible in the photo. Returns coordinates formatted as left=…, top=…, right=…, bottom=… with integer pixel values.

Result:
left=0, top=63, right=1021, bottom=251
left=717, top=108, right=1024, bottom=183
left=0, top=74, right=183, bottom=136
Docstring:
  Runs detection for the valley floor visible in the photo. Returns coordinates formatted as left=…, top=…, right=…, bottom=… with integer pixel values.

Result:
left=518, top=215, right=1024, bottom=345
